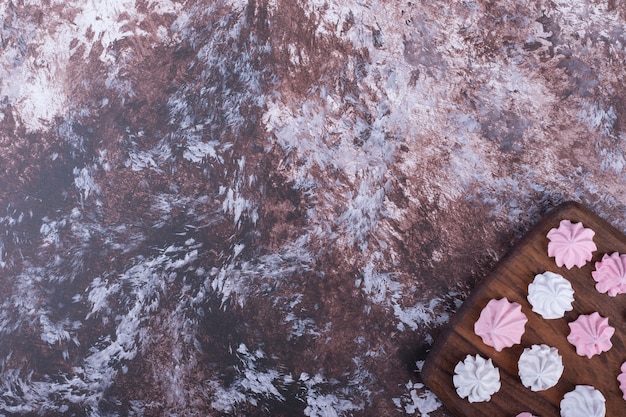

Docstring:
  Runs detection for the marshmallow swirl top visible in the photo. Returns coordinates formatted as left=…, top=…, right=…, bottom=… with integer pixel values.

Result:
left=527, top=271, right=574, bottom=319
left=592, top=252, right=626, bottom=297
left=547, top=219, right=596, bottom=269
left=474, top=298, right=528, bottom=352
left=518, top=344, right=564, bottom=391
left=453, top=354, right=501, bottom=403
left=560, top=385, right=605, bottom=417
left=618, top=362, right=626, bottom=401
left=566, top=312, right=614, bottom=358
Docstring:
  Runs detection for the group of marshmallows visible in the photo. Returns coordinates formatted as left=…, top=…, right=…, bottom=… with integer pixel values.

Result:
left=452, top=220, right=626, bottom=417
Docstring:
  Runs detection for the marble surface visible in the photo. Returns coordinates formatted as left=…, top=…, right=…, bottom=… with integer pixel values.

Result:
left=0, top=1, right=625, bottom=416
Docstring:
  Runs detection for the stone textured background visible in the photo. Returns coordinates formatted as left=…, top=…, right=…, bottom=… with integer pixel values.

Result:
left=0, top=0, right=625, bottom=415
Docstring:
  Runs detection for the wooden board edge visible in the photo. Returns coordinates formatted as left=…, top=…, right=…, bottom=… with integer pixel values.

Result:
left=420, top=200, right=592, bottom=385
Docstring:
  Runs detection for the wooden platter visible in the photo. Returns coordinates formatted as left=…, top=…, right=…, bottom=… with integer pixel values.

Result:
left=421, top=201, right=626, bottom=417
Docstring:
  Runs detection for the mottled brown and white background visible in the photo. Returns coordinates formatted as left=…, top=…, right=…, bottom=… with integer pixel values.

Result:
left=0, top=0, right=625, bottom=416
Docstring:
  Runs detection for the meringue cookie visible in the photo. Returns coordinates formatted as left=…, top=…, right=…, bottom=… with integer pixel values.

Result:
left=592, top=252, right=626, bottom=297
left=474, top=298, right=528, bottom=351
left=547, top=220, right=596, bottom=269
left=560, top=385, right=605, bottom=417
left=566, top=312, right=614, bottom=358
left=618, top=362, right=626, bottom=401
left=518, top=344, right=563, bottom=391
left=516, top=413, right=538, bottom=417
left=527, top=271, right=574, bottom=319
left=453, top=354, right=501, bottom=403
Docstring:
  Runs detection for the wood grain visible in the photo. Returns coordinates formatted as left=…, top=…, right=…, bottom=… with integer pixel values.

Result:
left=421, top=201, right=626, bottom=417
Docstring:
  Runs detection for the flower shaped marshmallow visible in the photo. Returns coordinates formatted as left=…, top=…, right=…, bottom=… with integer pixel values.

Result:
left=618, top=362, right=626, bottom=401
left=566, top=312, right=615, bottom=358
left=527, top=271, right=574, bottom=319
left=453, top=354, right=501, bottom=403
left=592, top=252, right=626, bottom=297
left=547, top=220, right=596, bottom=269
left=560, top=385, right=606, bottom=417
left=518, top=344, right=564, bottom=392
left=474, top=298, right=527, bottom=352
